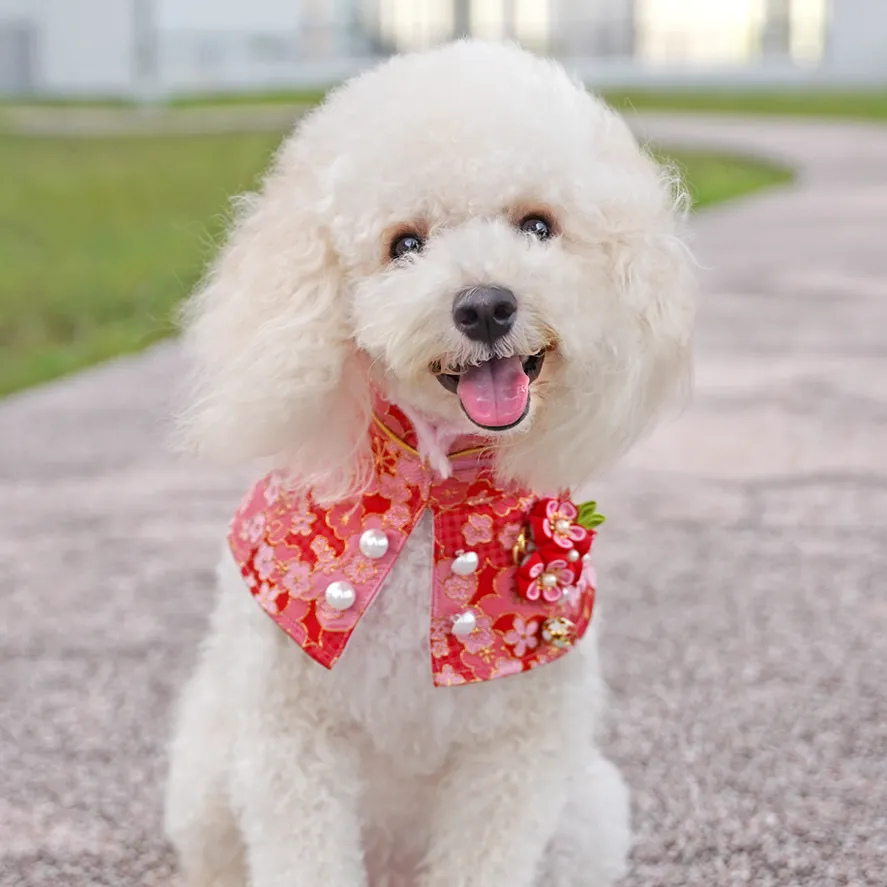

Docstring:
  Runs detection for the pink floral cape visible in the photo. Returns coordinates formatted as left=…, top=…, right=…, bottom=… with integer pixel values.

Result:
left=229, top=402, right=596, bottom=687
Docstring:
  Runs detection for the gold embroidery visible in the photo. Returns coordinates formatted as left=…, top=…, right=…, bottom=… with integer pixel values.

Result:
left=371, top=414, right=489, bottom=461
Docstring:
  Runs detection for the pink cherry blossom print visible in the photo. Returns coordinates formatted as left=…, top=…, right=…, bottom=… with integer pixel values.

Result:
left=463, top=513, right=494, bottom=547
left=430, top=622, right=450, bottom=659
left=435, top=664, right=468, bottom=687
left=497, top=521, right=523, bottom=550
left=455, top=611, right=495, bottom=654
left=371, top=436, right=399, bottom=476
left=444, top=573, right=477, bottom=603
left=383, top=503, right=412, bottom=530
left=262, top=472, right=283, bottom=505
left=378, top=472, right=410, bottom=504
left=397, top=455, right=433, bottom=498
left=310, top=536, right=339, bottom=574
left=255, top=582, right=284, bottom=615
left=239, top=512, right=266, bottom=546
left=280, top=560, right=313, bottom=601
left=504, top=616, right=540, bottom=657
left=345, top=556, right=378, bottom=585
left=327, top=502, right=364, bottom=539
left=253, top=543, right=276, bottom=581
left=289, top=499, right=317, bottom=536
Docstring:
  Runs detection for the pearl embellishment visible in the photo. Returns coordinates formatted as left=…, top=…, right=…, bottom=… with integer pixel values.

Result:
left=451, top=611, right=477, bottom=636
left=359, top=528, right=389, bottom=559
left=555, top=518, right=572, bottom=534
left=451, top=551, right=480, bottom=575
left=541, top=572, right=559, bottom=588
left=325, top=580, right=356, bottom=611
left=567, top=549, right=580, bottom=562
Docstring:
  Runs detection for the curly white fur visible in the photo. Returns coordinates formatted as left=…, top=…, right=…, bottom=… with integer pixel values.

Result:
left=166, top=39, right=695, bottom=887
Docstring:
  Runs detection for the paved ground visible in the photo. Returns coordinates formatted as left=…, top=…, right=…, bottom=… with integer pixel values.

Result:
left=1, top=114, right=885, bottom=886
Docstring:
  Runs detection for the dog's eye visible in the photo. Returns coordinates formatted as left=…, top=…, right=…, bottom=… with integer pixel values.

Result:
left=519, top=216, right=553, bottom=241
left=390, top=233, right=424, bottom=261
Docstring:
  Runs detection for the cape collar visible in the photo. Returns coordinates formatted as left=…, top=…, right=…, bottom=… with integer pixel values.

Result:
left=369, top=399, right=491, bottom=475
left=229, top=400, right=597, bottom=686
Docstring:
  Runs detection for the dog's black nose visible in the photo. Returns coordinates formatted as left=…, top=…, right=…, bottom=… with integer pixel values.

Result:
left=452, top=286, right=517, bottom=345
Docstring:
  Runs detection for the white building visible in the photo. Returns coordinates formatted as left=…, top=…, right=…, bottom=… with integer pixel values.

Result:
left=0, top=0, right=356, bottom=96
left=0, top=0, right=885, bottom=98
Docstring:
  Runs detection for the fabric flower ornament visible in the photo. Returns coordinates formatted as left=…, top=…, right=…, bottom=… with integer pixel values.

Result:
left=529, top=496, right=592, bottom=562
left=516, top=552, right=576, bottom=603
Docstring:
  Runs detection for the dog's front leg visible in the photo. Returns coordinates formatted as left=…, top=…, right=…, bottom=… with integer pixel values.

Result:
left=231, top=718, right=367, bottom=887
left=418, top=723, right=574, bottom=887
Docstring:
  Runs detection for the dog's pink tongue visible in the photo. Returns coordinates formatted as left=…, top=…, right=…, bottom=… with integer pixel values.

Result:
left=457, top=356, right=530, bottom=428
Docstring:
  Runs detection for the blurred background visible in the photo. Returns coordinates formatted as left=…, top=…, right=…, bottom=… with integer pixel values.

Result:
left=1, top=0, right=884, bottom=99
left=1, top=0, right=885, bottom=400
left=2, top=4, right=887, bottom=887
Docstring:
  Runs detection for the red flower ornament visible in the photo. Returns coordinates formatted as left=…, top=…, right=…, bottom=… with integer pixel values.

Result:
left=529, top=497, right=592, bottom=562
left=516, top=551, right=576, bottom=603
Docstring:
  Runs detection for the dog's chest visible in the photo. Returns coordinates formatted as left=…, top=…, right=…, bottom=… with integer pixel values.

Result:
left=343, top=514, right=434, bottom=663
left=329, top=513, right=460, bottom=765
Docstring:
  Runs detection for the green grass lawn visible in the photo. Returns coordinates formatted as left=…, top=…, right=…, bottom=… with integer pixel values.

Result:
left=602, top=89, right=887, bottom=122
left=0, top=133, right=792, bottom=397
left=208, top=88, right=887, bottom=122
left=663, top=148, right=792, bottom=210
left=169, top=87, right=887, bottom=122
left=6, top=87, right=887, bottom=121
left=0, top=132, right=281, bottom=395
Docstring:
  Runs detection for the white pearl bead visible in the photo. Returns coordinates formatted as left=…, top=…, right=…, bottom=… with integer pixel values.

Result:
left=541, top=572, right=558, bottom=588
left=359, top=528, right=389, bottom=559
left=451, top=551, right=480, bottom=575
left=555, top=518, right=571, bottom=534
left=451, top=611, right=477, bottom=636
left=583, top=554, right=592, bottom=565
left=567, top=549, right=580, bottom=562
left=325, top=580, right=356, bottom=611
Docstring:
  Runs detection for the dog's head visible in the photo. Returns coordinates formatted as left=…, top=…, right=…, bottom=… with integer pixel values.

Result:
left=180, top=40, right=696, bottom=498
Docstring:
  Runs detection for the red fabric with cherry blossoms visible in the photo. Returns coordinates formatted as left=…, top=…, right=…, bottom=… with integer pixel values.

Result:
left=228, top=401, right=597, bottom=687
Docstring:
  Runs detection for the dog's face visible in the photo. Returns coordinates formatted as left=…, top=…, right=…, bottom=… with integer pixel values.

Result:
left=181, top=41, right=695, bottom=497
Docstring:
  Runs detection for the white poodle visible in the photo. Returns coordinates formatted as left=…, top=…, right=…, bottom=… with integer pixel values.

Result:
left=165, top=40, right=695, bottom=887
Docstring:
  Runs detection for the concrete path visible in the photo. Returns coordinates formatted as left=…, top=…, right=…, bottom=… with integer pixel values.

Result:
left=1, top=115, right=885, bottom=886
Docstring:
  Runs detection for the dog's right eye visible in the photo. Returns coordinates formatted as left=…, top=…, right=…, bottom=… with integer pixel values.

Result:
left=390, top=233, right=424, bottom=261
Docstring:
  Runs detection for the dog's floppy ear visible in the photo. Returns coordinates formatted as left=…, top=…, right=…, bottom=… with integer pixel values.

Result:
left=177, top=132, right=371, bottom=498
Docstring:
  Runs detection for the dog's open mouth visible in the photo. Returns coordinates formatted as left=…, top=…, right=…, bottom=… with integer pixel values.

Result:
left=432, top=351, right=546, bottom=431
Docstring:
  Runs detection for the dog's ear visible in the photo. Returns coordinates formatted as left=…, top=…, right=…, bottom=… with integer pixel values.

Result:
left=176, top=133, right=372, bottom=498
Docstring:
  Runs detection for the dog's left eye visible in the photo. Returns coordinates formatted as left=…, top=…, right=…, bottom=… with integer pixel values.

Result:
left=390, top=233, right=424, bottom=261
left=519, top=216, right=553, bottom=240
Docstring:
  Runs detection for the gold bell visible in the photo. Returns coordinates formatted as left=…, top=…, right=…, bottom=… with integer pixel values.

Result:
left=541, top=617, right=576, bottom=649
